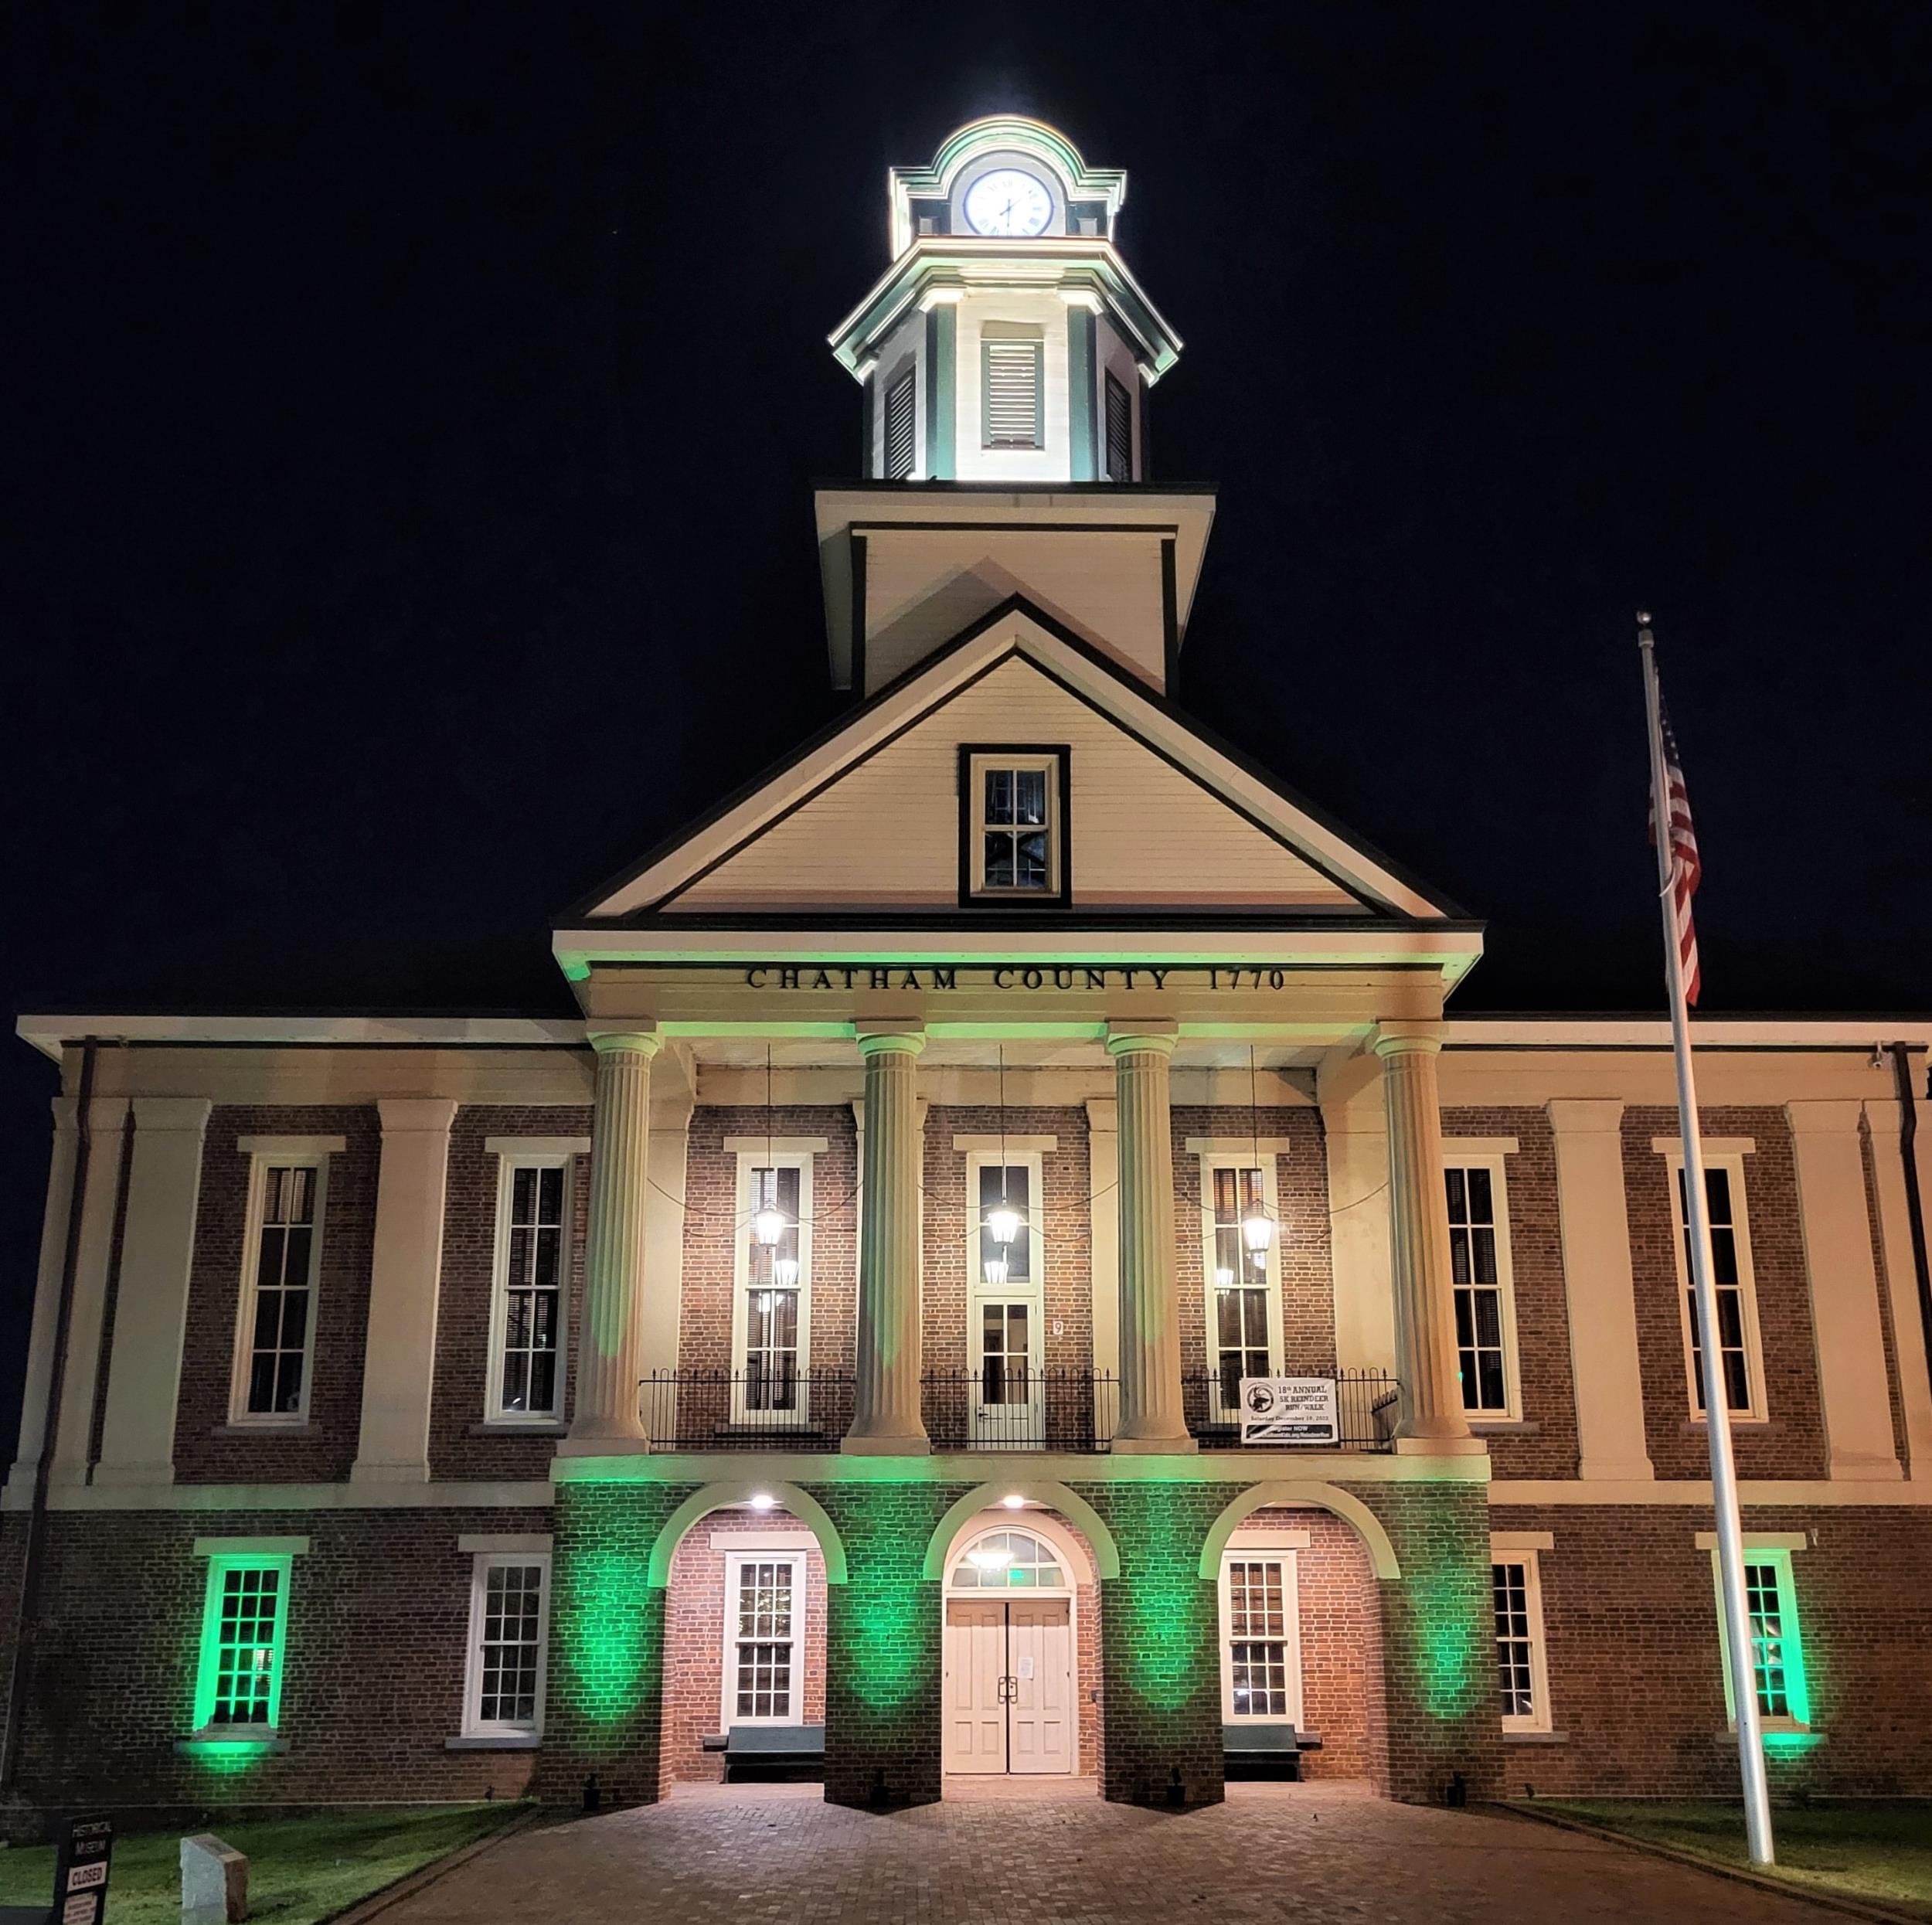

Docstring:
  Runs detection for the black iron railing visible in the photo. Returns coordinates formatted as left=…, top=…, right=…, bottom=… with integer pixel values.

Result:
left=641, top=1369, right=855, bottom=1452
left=921, top=1368, right=1121, bottom=1453
left=1182, top=1368, right=1400, bottom=1453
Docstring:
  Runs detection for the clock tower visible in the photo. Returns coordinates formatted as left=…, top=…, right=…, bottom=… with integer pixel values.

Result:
left=818, top=118, right=1208, bottom=698
left=829, top=117, right=1182, bottom=486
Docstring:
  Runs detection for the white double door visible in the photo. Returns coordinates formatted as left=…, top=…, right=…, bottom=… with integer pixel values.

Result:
left=944, top=1597, right=1074, bottom=1774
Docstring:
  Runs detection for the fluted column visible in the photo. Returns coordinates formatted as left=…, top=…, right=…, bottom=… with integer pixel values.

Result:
left=1108, top=1029, right=1192, bottom=1452
left=847, top=1031, right=929, bottom=1453
left=1373, top=1024, right=1477, bottom=1451
left=572, top=1030, right=659, bottom=1444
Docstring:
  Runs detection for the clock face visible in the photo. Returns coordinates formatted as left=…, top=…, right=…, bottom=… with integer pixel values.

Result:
left=964, top=169, right=1053, bottom=237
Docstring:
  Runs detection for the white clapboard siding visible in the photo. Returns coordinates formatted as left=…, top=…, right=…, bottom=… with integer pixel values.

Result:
left=864, top=529, right=1167, bottom=692
left=668, top=655, right=1357, bottom=911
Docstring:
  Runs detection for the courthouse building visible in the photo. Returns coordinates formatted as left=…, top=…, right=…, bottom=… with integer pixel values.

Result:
left=5, top=117, right=1931, bottom=1819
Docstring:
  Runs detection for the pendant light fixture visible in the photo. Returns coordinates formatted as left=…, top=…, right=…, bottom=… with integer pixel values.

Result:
left=1241, top=1043, right=1274, bottom=1258
left=985, top=1043, right=1023, bottom=1252
left=751, top=1043, right=790, bottom=1260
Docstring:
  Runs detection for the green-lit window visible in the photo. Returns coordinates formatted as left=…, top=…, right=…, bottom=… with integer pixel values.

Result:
left=1711, top=1541, right=1810, bottom=1731
left=194, top=1553, right=294, bottom=1733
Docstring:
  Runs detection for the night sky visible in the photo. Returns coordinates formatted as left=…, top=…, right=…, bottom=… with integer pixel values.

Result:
left=4, top=3, right=1927, bottom=1436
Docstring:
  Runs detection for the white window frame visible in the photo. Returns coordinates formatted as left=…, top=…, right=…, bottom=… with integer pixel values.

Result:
left=720, top=1548, right=808, bottom=1729
left=485, top=1151, right=574, bottom=1425
left=461, top=1549, right=552, bottom=1740
left=228, top=1149, right=332, bottom=1427
left=727, top=1143, right=818, bottom=1426
left=1217, top=1531, right=1307, bottom=1725
left=966, top=750, right=1064, bottom=900
left=1657, top=1140, right=1768, bottom=1422
left=1489, top=1532, right=1553, bottom=1734
left=1441, top=1141, right=1523, bottom=1422
left=1194, top=1149, right=1287, bottom=1415
left=1701, top=1532, right=1811, bottom=1733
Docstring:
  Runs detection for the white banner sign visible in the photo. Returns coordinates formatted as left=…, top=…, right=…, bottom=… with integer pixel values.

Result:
left=1239, top=1376, right=1338, bottom=1445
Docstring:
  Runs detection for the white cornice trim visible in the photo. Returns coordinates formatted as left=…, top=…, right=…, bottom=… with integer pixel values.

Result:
left=15, top=1014, right=586, bottom=1061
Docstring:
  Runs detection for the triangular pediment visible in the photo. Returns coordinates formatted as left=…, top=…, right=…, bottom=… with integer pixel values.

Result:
left=563, top=600, right=1464, bottom=931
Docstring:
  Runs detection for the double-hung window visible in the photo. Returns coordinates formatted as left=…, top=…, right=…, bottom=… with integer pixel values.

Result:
left=232, top=1150, right=332, bottom=1423
left=981, top=323, right=1043, bottom=449
left=1661, top=1144, right=1765, bottom=1418
left=488, top=1155, right=572, bottom=1422
left=1704, top=1534, right=1810, bottom=1731
left=463, top=1549, right=551, bottom=1739
left=723, top=1551, right=804, bottom=1726
left=726, top=1141, right=819, bottom=1423
left=1195, top=1151, right=1284, bottom=1416
left=961, top=747, right=1067, bottom=903
left=1217, top=1534, right=1304, bottom=1723
left=191, top=1539, right=304, bottom=1738
left=1488, top=1536, right=1552, bottom=1733
left=1442, top=1148, right=1520, bottom=1419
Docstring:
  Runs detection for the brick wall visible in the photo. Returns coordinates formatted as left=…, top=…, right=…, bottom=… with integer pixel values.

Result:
left=1491, top=1502, right=1932, bottom=1797
left=1440, top=1106, right=1577, bottom=1477
left=1234, top=1505, right=1388, bottom=1787
left=808, top=1481, right=971, bottom=1808
left=658, top=1507, right=828, bottom=1791
left=173, top=1107, right=380, bottom=1484
left=679, top=1107, right=858, bottom=1379
left=1622, top=1107, right=1828, bottom=1478
left=428, top=1105, right=592, bottom=1481
left=1354, top=1481, right=1502, bottom=1803
left=1073, top=1481, right=1226, bottom=1807
left=5, top=1504, right=552, bottom=1826
left=1171, top=1107, right=1337, bottom=1383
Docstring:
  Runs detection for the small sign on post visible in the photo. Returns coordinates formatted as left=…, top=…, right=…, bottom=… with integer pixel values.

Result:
left=1239, top=1376, right=1339, bottom=1445
left=53, top=1816, right=114, bottom=1925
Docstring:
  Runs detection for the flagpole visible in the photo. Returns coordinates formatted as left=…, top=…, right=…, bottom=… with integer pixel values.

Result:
left=1639, top=612, right=1774, bottom=1866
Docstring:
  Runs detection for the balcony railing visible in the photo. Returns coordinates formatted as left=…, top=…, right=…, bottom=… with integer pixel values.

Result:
left=641, top=1366, right=1400, bottom=1454
left=1182, top=1367, right=1401, bottom=1453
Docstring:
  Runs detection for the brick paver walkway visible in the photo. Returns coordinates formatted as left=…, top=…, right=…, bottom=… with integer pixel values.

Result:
left=389, top=1780, right=1835, bottom=1923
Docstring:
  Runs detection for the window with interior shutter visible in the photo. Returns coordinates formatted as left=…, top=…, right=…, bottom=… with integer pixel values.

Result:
left=1104, top=369, right=1133, bottom=479
left=883, top=366, right=916, bottom=480
left=982, top=337, right=1043, bottom=447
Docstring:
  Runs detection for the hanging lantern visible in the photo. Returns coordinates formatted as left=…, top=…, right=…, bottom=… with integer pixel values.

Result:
left=986, top=1202, right=1022, bottom=1250
left=1241, top=1199, right=1274, bottom=1256
left=752, top=1204, right=786, bottom=1249
left=982, top=1254, right=1009, bottom=1288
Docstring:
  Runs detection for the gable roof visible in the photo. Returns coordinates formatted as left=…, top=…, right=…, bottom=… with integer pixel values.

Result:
left=560, top=597, right=1474, bottom=936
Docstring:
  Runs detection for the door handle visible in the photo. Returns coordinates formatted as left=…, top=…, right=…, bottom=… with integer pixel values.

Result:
left=998, top=1674, right=1019, bottom=1702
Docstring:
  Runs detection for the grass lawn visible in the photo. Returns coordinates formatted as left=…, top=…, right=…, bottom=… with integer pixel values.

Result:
left=1538, top=1801, right=1932, bottom=1920
left=0, top=1803, right=524, bottom=1925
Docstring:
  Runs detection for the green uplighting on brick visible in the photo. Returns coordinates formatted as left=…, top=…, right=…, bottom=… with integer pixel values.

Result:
left=1410, top=1563, right=1483, bottom=1721
left=1108, top=1485, right=1207, bottom=1711
left=185, top=1739, right=277, bottom=1775
left=832, top=1486, right=934, bottom=1710
left=557, top=1547, right=656, bottom=1723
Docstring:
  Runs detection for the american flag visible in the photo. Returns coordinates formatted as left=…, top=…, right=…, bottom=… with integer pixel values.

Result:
left=1649, top=697, right=1702, bottom=1005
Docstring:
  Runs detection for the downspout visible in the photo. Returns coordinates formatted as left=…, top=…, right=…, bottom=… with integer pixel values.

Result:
left=1889, top=1042, right=1932, bottom=1406
left=0, top=1036, right=97, bottom=1797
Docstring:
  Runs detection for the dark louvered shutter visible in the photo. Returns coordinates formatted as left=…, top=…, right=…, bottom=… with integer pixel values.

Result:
left=984, top=338, right=1042, bottom=447
left=883, top=366, right=917, bottom=480
left=1104, top=370, right=1133, bottom=481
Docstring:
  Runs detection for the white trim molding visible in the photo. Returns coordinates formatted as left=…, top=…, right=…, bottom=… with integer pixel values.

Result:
left=485, top=1136, right=590, bottom=1158
left=236, top=1134, right=347, bottom=1157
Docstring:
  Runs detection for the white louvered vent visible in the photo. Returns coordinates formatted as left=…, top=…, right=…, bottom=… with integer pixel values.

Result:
left=883, top=367, right=916, bottom=479
left=984, top=339, right=1041, bottom=447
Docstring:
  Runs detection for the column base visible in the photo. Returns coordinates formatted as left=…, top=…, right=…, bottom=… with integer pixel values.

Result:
left=1109, top=1434, right=1198, bottom=1456
left=1826, top=1454, right=1907, bottom=1481
left=349, top=1460, right=432, bottom=1485
left=840, top=1433, right=931, bottom=1456
left=90, top=1460, right=177, bottom=1488
left=1577, top=1454, right=1657, bottom=1481
left=1393, top=1433, right=1488, bottom=1457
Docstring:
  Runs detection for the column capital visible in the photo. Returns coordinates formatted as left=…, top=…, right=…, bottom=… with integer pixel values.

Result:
left=1370, top=1022, right=1444, bottom=1060
left=376, top=1097, right=458, bottom=1135
left=588, top=1028, right=662, bottom=1059
left=83, top=1096, right=130, bottom=1134
left=1105, top=1024, right=1177, bottom=1059
left=855, top=1027, right=925, bottom=1059
left=1546, top=1097, right=1625, bottom=1134
left=131, top=1097, right=214, bottom=1134
left=1784, top=1098, right=1866, bottom=1138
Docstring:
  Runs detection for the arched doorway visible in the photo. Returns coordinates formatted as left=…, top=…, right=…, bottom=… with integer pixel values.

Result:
left=940, top=1519, right=1083, bottom=1777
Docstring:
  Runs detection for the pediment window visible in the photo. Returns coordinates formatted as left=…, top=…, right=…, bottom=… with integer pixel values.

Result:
left=961, top=745, right=1069, bottom=906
